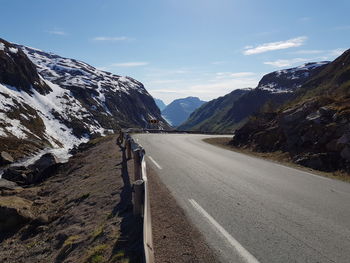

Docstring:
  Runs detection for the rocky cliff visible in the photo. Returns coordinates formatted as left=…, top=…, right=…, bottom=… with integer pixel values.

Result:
left=232, top=49, right=350, bottom=173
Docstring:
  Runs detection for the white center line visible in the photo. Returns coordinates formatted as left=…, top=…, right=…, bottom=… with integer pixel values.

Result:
left=189, top=199, right=260, bottom=263
left=148, top=156, right=162, bottom=170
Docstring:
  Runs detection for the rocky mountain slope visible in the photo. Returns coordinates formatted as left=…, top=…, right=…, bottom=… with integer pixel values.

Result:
left=179, top=62, right=329, bottom=132
left=0, top=38, right=168, bottom=163
left=162, top=96, right=206, bottom=127
left=178, top=89, right=250, bottom=132
left=232, top=49, right=350, bottom=173
left=154, top=98, right=167, bottom=111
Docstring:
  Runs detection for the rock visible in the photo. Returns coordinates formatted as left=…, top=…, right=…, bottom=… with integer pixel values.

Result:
left=0, top=196, right=34, bottom=232
left=29, top=153, right=59, bottom=172
left=319, top=106, right=336, bottom=117
left=32, top=214, right=49, bottom=225
left=0, top=178, right=21, bottom=191
left=294, top=153, right=338, bottom=171
left=340, top=146, right=350, bottom=161
left=281, top=108, right=305, bottom=123
left=0, top=151, right=14, bottom=165
left=337, top=133, right=350, bottom=145
left=3, top=153, right=60, bottom=185
left=306, top=111, right=321, bottom=124
left=2, top=166, right=32, bottom=185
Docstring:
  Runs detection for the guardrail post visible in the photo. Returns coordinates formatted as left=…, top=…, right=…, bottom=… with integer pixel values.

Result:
left=126, top=140, right=132, bottom=160
left=133, top=149, right=141, bottom=180
left=133, top=179, right=144, bottom=216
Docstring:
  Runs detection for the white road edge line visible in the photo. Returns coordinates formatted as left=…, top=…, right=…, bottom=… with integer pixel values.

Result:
left=148, top=156, right=162, bottom=170
left=189, top=199, right=260, bottom=263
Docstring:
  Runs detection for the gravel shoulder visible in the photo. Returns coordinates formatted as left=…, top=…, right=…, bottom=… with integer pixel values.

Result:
left=147, top=164, right=219, bottom=263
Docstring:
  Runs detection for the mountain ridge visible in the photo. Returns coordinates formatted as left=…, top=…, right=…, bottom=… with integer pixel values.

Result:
left=179, top=61, right=329, bottom=132
left=0, top=38, right=169, bottom=163
left=161, top=96, right=206, bottom=127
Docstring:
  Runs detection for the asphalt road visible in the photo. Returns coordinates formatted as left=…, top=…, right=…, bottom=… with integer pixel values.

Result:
left=133, top=133, right=350, bottom=263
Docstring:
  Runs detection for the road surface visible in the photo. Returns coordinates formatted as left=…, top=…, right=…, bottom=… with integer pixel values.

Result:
left=133, top=133, right=350, bottom=263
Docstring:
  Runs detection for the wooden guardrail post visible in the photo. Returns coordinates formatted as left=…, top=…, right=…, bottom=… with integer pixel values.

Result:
left=133, top=149, right=141, bottom=180
left=133, top=179, right=144, bottom=216
left=126, top=139, right=132, bottom=160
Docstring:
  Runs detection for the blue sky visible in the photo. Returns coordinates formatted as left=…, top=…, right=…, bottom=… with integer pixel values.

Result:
left=1, top=0, right=349, bottom=104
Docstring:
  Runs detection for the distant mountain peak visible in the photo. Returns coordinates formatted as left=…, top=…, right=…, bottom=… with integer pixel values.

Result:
left=161, top=96, right=206, bottom=127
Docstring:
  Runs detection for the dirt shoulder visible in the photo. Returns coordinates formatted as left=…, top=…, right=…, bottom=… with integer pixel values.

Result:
left=147, top=164, right=219, bottom=263
left=204, top=137, right=350, bottom=183
left=0, top=135, right=142, bottom=263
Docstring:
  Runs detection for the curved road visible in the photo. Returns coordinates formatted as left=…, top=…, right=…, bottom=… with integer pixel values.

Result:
left=133, top=133, right=350, bottom=263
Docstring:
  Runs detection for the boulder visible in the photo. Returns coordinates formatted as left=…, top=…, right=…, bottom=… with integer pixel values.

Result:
left=340, top=146, right=350, bottom=161
left=0, top=151, right=14, bottom=166
left=337, top=133, right=350, bottom=145
left=0, top=196, right=34, bottom=232
left=0, top=178, right=21, bottom=191
left=29, top=153, right=59, bottom=172
left=294, top=152, right=338, bottom=171
left=306, top=111, right=321, bottom=124
left=2, top=153, right=59, bottom=185
left=2, top=166, right=33, bottom=185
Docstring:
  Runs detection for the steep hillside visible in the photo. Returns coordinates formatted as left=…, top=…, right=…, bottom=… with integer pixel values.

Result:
left=0, top=38, right=168, bottom=163
left=162, top=96, right=206, bottom=127
left=154, top=98, right=167, bottom=111
left=178, top=89, right=250, bottom=132
left=179, top=62, right=329, bottom=132
left=232, top=49, right=350, bottom=173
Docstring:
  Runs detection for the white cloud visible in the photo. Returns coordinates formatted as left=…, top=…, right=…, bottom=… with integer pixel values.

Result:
left=147, top=74, right=260, bottom=104
left=329, top=48, right=347, bottom=57
left=243, top=36, right=307, bottom=55
left=47, top=30, right=67, bottom=36
left=93, top=36, right=132, bottom=41
left=215, top=72, right=256, bottom=79
left=111, top=62, right=149, bottom=67
left=212, top=61, right=227, bottom=65
left=264, top=58, right=309, bottom=68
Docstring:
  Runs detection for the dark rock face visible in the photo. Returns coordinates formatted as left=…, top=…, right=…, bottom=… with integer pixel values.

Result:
left=162, top=97, right=206, bottom=127
left=3, top=153, right=59, bottom=185
left=232, top=49, right=350, bottom=173
left=0, top=38, right=51, bottom=95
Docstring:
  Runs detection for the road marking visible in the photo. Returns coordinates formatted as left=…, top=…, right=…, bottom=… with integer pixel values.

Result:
left=189, top=199, right=260, bottom=263
left=148, top=156, right=162, bottom=170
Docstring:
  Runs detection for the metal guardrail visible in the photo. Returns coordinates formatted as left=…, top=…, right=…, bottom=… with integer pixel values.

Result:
left=119, top=131, right=155, bottom=263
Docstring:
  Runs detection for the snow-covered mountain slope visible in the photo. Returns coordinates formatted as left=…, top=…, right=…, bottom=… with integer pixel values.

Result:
left=0, top=38, right=168, bottom=162
left=257, top=62, right=329, bottom=93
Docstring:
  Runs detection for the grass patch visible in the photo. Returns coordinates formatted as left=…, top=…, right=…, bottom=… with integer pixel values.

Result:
left=111, top=250, right=129, bottom=262
left=85, top=244, right=108, bottom=263
left=92, top=225, right=104, bottom=240
left=64, top=235, right=81, bottom=246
